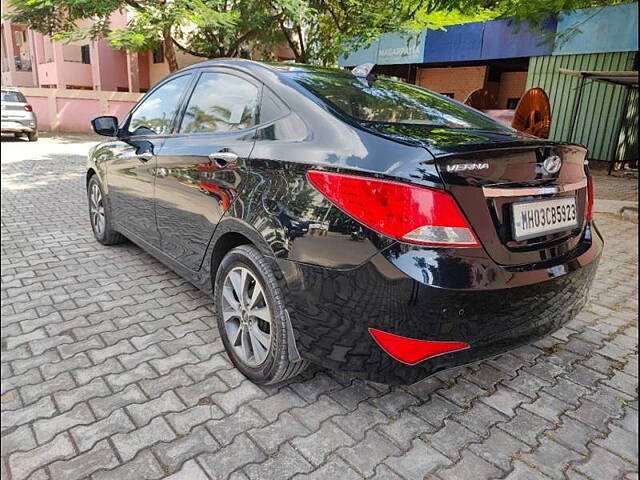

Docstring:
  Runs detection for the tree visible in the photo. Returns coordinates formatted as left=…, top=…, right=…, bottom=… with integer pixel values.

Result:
left=275, top=0, right=436, bottom=64
left=3, top=0, right=426, bottom=68
left=4, top=0, right=625, bottom=71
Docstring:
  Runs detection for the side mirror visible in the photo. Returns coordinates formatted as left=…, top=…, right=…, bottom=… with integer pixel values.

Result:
left=91, top=116, right=119, bottom=137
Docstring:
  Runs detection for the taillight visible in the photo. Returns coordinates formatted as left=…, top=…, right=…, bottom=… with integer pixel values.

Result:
left=24, top=105, right=33, bottom=112
left=586, top=176, right=594, bottom=222
left=369, top=328, right=469, bottom=365
left=306, top=170, right=479, bottom=247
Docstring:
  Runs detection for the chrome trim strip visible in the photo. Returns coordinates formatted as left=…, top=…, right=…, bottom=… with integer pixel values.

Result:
left=482, top=179, right=588, bottom=198
left=482, top=178, right=587, bottom=198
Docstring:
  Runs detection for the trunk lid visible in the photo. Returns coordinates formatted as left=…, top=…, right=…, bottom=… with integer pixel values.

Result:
left=1, top=101, right=30, bottom=119
left=369, top=124, right=590, bottom=267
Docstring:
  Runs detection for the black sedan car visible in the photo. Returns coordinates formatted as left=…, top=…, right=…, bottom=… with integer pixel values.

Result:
left=87, top=60, right=602, bottom=385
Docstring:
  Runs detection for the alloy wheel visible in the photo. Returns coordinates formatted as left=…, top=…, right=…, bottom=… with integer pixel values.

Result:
left=221, top=266, right=272, bottom=367
left=89, top=183, right=106, bottom=236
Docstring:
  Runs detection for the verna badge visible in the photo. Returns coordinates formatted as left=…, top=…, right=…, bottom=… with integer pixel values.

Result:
left=446, top=162, right=489, bottom=173
left=543, top=155, right=562, bottom=174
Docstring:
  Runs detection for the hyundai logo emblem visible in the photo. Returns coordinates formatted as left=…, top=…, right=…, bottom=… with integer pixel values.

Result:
left=543, top=155, right=562, bottom=174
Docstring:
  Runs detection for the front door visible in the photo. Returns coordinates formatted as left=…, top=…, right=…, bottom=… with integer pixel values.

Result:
left=107, top=73, right=193, bottom=245
left=155, top=69, right=260, bottom=270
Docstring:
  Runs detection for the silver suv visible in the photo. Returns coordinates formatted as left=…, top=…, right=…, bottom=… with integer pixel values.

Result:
left=1, top=88, right=38, bottom=141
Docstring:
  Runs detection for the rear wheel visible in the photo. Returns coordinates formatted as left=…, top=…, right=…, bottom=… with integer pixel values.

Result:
left=27, top=131, right=38, bottom=142
left=87, top=175, right=124, bottom=245
left=215, top=245, right=308, bottom=384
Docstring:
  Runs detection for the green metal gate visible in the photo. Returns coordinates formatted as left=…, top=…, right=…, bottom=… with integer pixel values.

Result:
left=616, top=87, right=639, bottom=164
left=526, top=52, right=636, bottom=161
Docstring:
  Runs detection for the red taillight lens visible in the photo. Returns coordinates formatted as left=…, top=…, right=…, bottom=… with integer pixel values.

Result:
left=369, top=328, right=469, bottom=365
left=24, top=104, right=33, bottom=112
left=306, top=170, right=479, bottom=247
left=586, top=176, right=594, bottom=222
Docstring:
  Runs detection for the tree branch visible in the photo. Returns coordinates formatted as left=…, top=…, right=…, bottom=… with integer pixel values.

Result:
left=171, top=37, right=210, bottom=58
left=279, top=19, right=302, bottom=60
left=320, top=1, right=343, bottom=30
left=296, top=25, right=306, bottom=59
left=123, top=0, right=144, bottom=11
left=228, top=12, right=284, bottom=54
left=163, top=28, right=178, bottom=71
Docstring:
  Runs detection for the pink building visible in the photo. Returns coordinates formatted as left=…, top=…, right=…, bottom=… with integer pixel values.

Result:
left=2, top=8, right=297, bottom=94
left=1, top=6, right=295, bottom=132
left=1, top=10, right=207, bottom=93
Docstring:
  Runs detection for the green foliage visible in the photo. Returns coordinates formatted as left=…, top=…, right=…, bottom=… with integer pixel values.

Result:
left=174, top=0, right=297, bottom=58
left=3, top=0, right=627, bottom=68
left=299, top=0, right=433, bottom=65
left=413, top=8, right=500, bottom=29
left=5, top=0, right=121, bottom=36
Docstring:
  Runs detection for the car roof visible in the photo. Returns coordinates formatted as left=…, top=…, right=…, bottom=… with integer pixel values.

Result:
left=181, top=58, right=350, bottom=78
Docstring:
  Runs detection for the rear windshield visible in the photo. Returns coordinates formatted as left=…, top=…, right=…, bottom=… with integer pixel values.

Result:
left=1, top=90, right=27, bottom=103
left=292, top=72, right=510, bottom=131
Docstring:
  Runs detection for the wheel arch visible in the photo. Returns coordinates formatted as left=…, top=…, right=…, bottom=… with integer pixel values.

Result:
left=206, top=216, right=277, bottom=293
left=209, top=231, right=254, bottom=290
left=86, top=168, right=97, bottom=185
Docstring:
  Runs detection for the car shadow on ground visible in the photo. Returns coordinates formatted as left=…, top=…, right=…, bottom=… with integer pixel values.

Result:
left=0, top=134, right=30, bottom=142
left=2, top=132, right=102, bottom=143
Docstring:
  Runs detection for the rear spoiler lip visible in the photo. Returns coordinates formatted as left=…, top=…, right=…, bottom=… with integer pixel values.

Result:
left=427, top=142, right=588, bottom=160
left=356, top=122, right=588, bottom=160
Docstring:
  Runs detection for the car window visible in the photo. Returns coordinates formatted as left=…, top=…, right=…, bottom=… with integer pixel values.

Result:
left=292, top=72, right=512, bottom=131
left=2, top=90, right=26, bottom=103
left=179, top=72, right=258, bottom=134
left=127, top=74, right=191, bottom=136
left=259, top=89, right=287, bottom=124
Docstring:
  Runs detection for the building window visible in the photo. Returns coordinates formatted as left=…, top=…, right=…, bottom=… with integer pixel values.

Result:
left=507, top=97, right=520, bottom=109
left=81, top=45, right=91, bottom=64
left=14, top=30, right=26, bottom=46
left=153, top=45, right=165, bottom=64
left=441, top=92, right=454, bottom=99
left=44, top=38, right=54, bottom=63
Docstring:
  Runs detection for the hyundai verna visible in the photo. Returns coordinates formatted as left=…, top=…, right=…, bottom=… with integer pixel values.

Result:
left=87, top=60, right=602, bottom=385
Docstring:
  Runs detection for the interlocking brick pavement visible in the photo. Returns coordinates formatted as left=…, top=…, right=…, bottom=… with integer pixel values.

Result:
left=1, top=135, right=638, bottom=479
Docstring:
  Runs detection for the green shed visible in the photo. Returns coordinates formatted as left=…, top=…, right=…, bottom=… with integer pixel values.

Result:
left=525, top=52, right=637, bottom=164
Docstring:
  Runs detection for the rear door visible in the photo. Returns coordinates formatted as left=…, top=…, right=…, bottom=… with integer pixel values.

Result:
left=107, top=73, right=193, bottom=245
left=154, top=68, right=260, bottom=270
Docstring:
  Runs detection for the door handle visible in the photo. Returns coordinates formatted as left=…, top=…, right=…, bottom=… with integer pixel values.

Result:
left=136, top=152, right=154, bottom=163
left=208, top=151, right=238, bottom=167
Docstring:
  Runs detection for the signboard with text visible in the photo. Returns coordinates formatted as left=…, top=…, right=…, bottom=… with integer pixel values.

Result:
left=339, top=31, right=427, bottom=67
left=376, top=31, right=427, bottom=65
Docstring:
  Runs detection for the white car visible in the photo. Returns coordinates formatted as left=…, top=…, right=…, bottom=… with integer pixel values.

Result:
left=1, top=88, right=38, bottom=141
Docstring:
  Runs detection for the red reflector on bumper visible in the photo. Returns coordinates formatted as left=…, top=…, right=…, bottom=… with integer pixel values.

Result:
left=369, top=328, right=469, bottom=365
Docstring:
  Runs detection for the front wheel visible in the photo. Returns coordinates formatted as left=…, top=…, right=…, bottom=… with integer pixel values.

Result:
left=215, top=245, right=308, bottom=384
left=87, top=175, right=124, bottom=245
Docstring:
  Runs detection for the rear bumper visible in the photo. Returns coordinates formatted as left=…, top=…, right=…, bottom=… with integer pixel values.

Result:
left=278, top=223, right=603, bottom=384
left=1, top=120, right=36, bottom=133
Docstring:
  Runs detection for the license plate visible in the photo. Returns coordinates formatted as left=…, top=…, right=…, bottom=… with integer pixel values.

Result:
left=512, top=197, right=578, bottom=240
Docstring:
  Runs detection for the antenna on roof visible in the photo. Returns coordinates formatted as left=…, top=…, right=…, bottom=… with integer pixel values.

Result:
left=352, top=63, right=376, bottom=86
left=352, top=63, right=375, bottom=78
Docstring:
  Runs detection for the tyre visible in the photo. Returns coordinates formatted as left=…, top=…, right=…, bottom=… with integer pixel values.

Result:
left=215, top=245, right=308, bottom=384
left=27, top=131, right=38, bottom=142
left=87, top=175, right=125, bottom=245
